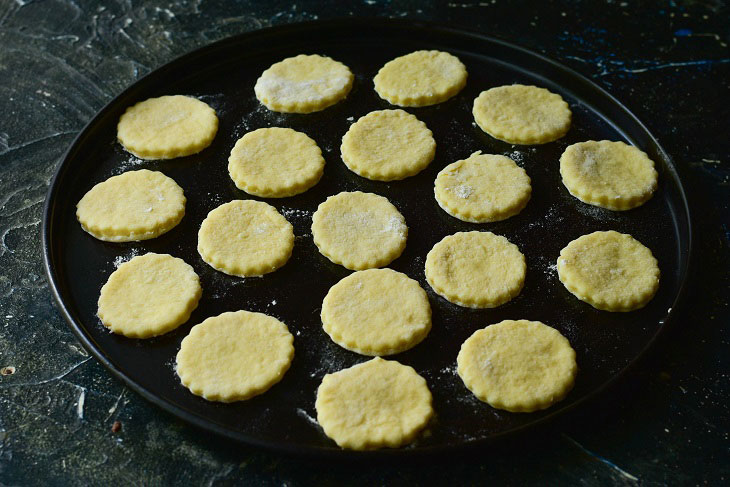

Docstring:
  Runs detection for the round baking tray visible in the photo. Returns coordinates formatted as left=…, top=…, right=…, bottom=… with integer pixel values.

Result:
left=43, top=19, right=691, bottom=456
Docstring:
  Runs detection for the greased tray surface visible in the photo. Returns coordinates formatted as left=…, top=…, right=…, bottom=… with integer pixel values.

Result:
left=43, top=19, right=691, bottom=455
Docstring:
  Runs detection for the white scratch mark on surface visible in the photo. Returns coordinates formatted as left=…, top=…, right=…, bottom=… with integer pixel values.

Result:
left=0, top=357, right=91, bottom=388
left=602, top=58, right=730, bottom=76
left=76, top=388, right=86, bottom=419
left=105, top=388, right=127, bottom=421
left=563, top=434, right=640, bottom=483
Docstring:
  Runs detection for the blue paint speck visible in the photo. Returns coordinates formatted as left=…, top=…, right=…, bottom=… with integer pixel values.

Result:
left=675, top=28, right=693, bottom=37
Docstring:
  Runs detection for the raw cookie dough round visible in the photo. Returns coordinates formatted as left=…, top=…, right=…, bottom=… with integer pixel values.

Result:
left=341, top=109, right=436, bottom=181
left=117, top=95, right=218, bottom=159
left=457, top=320, right=577, bottom=412
left=557, top=230, right=660, bottom=311
left=97, top=253, right=201, bottom=338
left=228, top=127, right=325, bottom=197
left=254, top=54, right=354, bottom=113
left=425, top=231, right=526, bottom=308
left=434, top=151, right=531, bottom=222
left=373, top=50, right=467, bottom=107
left=560, top=140, right=658, bottom=210
left=76, top=169, right=185, bottom=242
left=197, top=200, right=294, bottom=277
left=311, top=191, right=407, bottom=270
left=321, top=269, right=431, bottom=356
left=315, top=357, right=433, bottom=450
left=176, top=310, right=294, bottom=402
left=473, top=84, right=571, bottom=145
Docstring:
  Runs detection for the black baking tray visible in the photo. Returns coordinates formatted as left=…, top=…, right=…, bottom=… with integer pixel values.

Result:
left=42, top=19, right=691, bottom=456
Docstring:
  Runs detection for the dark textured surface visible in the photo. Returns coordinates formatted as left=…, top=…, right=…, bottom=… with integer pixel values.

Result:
left=0, top=0, right=728, bottom=484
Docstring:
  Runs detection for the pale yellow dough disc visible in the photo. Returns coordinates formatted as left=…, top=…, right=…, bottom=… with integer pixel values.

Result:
left=254, top=54, right=354, bottom=113
left=373, top=50, right=467, bottom=107
left=97, top=253, right=202, bottom=338
left=434, top=151, right=531, bottom=223
left=425, top=231, right=525, bottom=308
left=228, top=127, right=325, bottom=197
left=457, top=320, right=577, bottom=412
left=117, top=95, right=218, bottom=159
left=340, top=109, right=436, bottom=181
left=315, top=357, right=433, bottom=450
left=76, top=169, right=185, bottom=242
left=557, top=230, right=660, bottom=311
left=473, top=84, right=571, bottom=144
left=311, top=191, right=407, bottom=270
left=321, top=269, right=431, bottom=356
left=560, top=140, right=658, bottom=210
left=176, top=310, right=294, bottom=402
left=197, top=200, right=294, bottom=277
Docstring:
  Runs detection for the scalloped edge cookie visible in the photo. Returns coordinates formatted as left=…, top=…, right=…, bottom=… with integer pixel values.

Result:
left=311, top=191, right=407, bottom=270
left=425, top=231, right=526, bottom=308
left=340, top=109, right=436, bottom=181
left=197, top=200, right=294, bottom=277
left=97, top=253, right=202, bottom=338
left=254, top=54, right=354, bottom=113
left=315, top=357, right=434, bottom=450
left=472, top=84, right=571, bottom=144
left=373, top=50, right=467, bottom=107
left=560, top=140, right=658, bottom=210
left=176, top=310, right=294, bottom=402
left=228, top=127, right=325, bottom=197
left=117, top=95, right=218, bottom=159
left=76, top=169, right=185, bottom=242
left=457, top=320, right=577, bottom=412
left=434, top=151, right=531, bottom=222
left=557, top=230, right=660, bottom=311
left=321, top=268, right=432, bottom=356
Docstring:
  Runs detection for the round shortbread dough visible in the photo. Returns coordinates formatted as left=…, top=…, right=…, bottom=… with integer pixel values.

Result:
left=76, top=169, right=185, bottom=242
left=176, top=310, right=294, bottom=402
left=560, top=140, right=658, bottom=210
left=373, top=50, right=467, bottom=107
left=425, top=231, right=526, bottom=308
left=321, top=269, right=432, bottom=356
left=311, top=191, right=407, bottom=270
left=473, top=84, right=571, bottom=145
left=557, top=230, right=660, bottom=311
left=341, top=109, right=436, bottom=181
left=117, top=95, right=218, bottom=159
left=315, top=357, right=433, bottom=450
left=228, top=127, right=325, bottom=197
left=97, top=253, right=202, bottom=338
left=434, top=151, right=531, bottom=222
left=457, top=320, right=577, bottom=412
left=254, top=54, right=354, bottom=113
left=197, top=200, right=294, bottom=277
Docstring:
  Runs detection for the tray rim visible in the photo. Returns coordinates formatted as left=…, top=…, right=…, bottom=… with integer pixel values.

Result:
left=41, top=17, right=694, bottom=458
